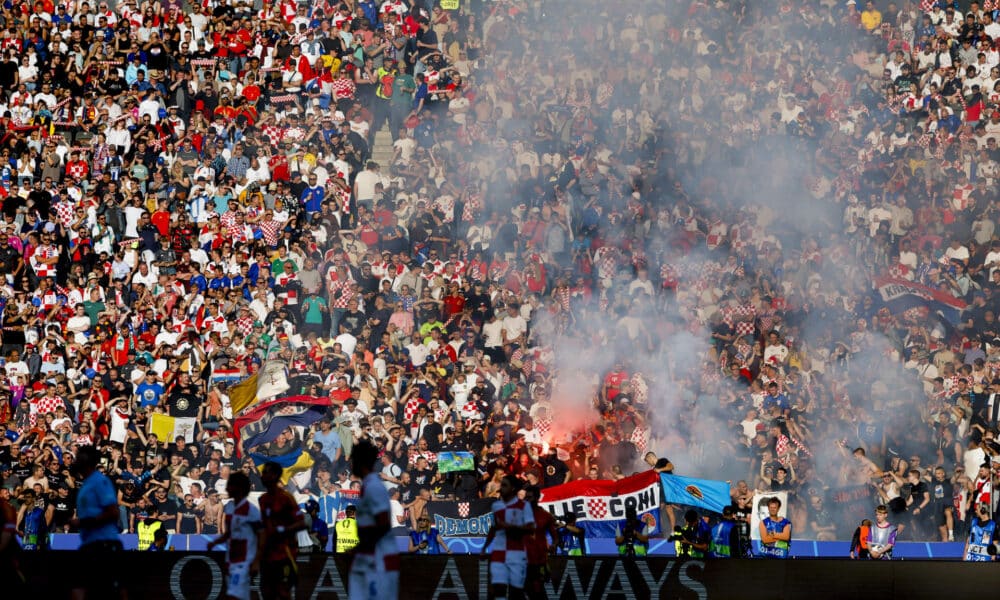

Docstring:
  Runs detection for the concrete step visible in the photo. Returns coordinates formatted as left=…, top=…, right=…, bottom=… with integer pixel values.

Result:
left=371, top=125, right=394, bottom=166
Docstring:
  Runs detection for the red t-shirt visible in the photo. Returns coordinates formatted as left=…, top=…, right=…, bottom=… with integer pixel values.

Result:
left=330, top=387, right=352, bottom=405
left=604, top=370, right=628, bottom=400
left=442, top=294, right=465, bottom=317
left=526, top=506, right=555, bottom=566
left=258, top=489, right=301, bottom=562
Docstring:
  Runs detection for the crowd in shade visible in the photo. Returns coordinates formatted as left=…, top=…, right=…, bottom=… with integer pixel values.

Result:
left=5, top=0, right=1000, bottom=550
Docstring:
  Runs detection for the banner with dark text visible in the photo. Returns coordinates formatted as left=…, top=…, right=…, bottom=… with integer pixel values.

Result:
left=538, top=470, right=662, bottom=538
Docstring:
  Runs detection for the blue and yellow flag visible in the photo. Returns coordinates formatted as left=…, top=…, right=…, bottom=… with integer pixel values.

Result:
left=250, top=446, right=315, bottom=486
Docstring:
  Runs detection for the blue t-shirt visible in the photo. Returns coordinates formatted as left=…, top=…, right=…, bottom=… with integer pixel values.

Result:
left=135, top=382, right=165, bottom=408
left=313, top=429, right=342, bottom=464
left=300, top=186, right=325, bottom=213
left=77, top=471, right=121, bottom=546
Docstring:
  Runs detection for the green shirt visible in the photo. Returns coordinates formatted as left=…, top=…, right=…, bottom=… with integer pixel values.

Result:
left=302, top=295, right=327, bottom=324
left=419, top=320, right=445, bottom=342
left=271, top=258, right=297, bottom=277
left=83, top=300, right=105, bottom=326
left=391, top=73, right=415, bottom=109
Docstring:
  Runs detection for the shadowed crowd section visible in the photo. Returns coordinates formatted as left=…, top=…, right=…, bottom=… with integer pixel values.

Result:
left=13, top=553, right=996, bottom=599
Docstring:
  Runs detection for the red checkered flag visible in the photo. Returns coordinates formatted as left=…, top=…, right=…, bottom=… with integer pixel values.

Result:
left=458, top=503, right=469, bottom=518
left=587, top=498, right=609, bottom=520
left=403, top=397, right=425, bottom=422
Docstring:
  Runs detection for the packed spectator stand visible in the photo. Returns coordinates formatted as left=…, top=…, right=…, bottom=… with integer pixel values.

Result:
left=3, top=0, right=1000, bottom=553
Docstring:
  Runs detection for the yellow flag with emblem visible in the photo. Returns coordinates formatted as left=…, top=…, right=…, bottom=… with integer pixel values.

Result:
left=228, top=371, right=259, bottom=415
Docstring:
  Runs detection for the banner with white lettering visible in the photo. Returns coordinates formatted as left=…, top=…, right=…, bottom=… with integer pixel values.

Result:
left=317, top=489, right=361, bottom=525
left=425, top=499, right=495, bottom=536
left=539, top=470, right=662, bottom=538
left=875, top=276, right=966, bottom=324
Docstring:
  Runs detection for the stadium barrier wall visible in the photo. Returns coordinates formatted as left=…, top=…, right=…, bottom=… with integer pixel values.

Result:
left=46, top=533, right=970, bottom=558
left=15, top=552, right=995, bottom=599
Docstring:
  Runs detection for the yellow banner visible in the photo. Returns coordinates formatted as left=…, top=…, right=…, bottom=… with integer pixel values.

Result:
left=149, top=413, right=176, bottom=443
left=228, top=372, right=259, bottom=415
left=440, top=0, right=459, bottom=9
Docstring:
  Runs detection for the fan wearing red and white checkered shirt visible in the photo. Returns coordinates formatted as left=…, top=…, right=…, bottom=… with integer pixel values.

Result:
left=29, top=242, right=59, bottom=279
left=482, top=477, right=535, bottom=598
left=952, top=178, right=975, bottom=212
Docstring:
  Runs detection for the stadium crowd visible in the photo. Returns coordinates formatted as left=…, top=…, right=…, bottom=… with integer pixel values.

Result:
left=3, top=0, right=1000, bottom=552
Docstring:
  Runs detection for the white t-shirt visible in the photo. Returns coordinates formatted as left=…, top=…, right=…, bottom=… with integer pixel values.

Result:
left=354, top=169, right=380, bottom=201
left=406, top=343, right=430, bottom=367
left=482, top=320, right=504, bottom=348
left=335, top=332, right=358, bottom=356
left=450, top=379, right=472, bottom=406
left=381, top=462, right=401, bottom=491
left=224, top=498, right=261, bottom=566
left=393, top=137, right=417, bottom=163
left=501, top=315, right=527, bottom=342
left=355, top=471, right=398, bottom=566
left=124, top=205, right=145, bottom=237
left=390, top=498, right=406, bottom=527
left=66, top=315, right=91, bottom=345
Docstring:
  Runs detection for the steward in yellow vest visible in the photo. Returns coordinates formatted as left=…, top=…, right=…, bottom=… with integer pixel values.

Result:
left=334, top=505, right=359, bottom=553
left=137, top=518, right=164, bottom=551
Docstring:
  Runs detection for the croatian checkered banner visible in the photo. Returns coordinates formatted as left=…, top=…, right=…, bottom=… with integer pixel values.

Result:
left=875, top=276, right=967, bottom=325
left=537, top=470, right=661, bottom=538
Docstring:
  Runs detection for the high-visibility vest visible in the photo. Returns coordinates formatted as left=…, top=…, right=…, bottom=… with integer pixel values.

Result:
left=138, top=519, right=163, bottom=551
left=708, top=521, right=734, bottom=558
left=760, top=517, right=791, bottom=558
left=335, top=517, right=359, bottom=553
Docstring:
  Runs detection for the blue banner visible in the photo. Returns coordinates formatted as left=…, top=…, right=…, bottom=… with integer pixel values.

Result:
left=659, top=474, right=731, bottom=514
left=317, top=489, right=361, bottom=524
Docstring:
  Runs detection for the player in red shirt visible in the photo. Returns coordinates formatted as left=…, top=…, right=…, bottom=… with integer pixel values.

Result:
left=523, top=485, right=559, bottom=600
left=0, top=476, right=24, bottom=594
left=481, top=475, right=535, bottom=600
left=258, top=462, right=306, bottom=600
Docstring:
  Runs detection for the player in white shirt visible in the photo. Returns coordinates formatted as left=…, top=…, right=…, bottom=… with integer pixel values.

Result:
left=207, top=471, right=261, bottom=600
left=349, top=440, right=399, bottom=600
left=481, top=476, right=536, bottom=600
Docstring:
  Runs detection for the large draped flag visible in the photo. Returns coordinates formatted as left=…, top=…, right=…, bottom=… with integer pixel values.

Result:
left=235, top=395, right=331, bottom=452
left=538, top=470, right=662, bottom=538
left=659, top=473, right=732, bottom=514
left=875, top=277, right=966, bottom=325
left=228, top=361, right=291, bottom=415
left=149, top=413, right=197, bottom=443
